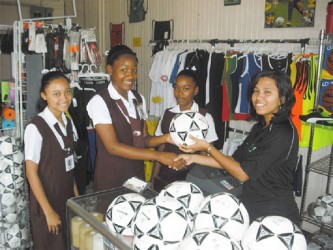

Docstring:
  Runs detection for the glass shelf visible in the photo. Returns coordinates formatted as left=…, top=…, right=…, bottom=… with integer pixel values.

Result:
left=66, top=186, right=157, bottom=250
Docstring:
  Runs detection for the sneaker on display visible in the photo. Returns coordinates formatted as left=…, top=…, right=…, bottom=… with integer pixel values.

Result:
left=299, top=107, right=333, bottom=124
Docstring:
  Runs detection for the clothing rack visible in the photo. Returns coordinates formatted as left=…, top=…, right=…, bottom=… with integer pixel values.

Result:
left=150, top=38, right=310, bottom=50
left=0, top=24, right=12, bottom=29
left=227, top=126, right=250, bottom=136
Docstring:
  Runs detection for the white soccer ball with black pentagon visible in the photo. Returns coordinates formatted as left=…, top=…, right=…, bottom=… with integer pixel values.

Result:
left=317, top=193, right=333, bottom=213
left=133, top=235, right=179, bottom=250
left=160, top=181, right=205, bottom=221
left=16, top=192, right=27, bottom=213
left=0, top=157, right=9, bottom=173
left=169, top=111, right=209, bottom=146
left=1, top=207, right=18, bottom=224
left=19, top=224, right=29, bottom=246
left=0, top=164, right=25, bottom=192
left=307, top=202, right=332, bottom=223
left=241, top=216, right=307, bottom=250
left=0, top=192, right=18, bottom=224
left=133, top=195, right=193, bottom=245
left=4, top=223, right=21, bottom=248
left=12, top=151, right=24, bottom=166
left=0, top=167, right=17, bottom=193
left=1, top=151, right=24, bottom=168
left=194, top=192, right=249, bottom=241
left=12, top=165, right=24, bottom=190
left=106, top=193, right=146, bottom=236
left=178, top=228, right=243, bottom=250
left=0, top=136, right=18, bottom=156
left=275, top=16, right=285, bottom=27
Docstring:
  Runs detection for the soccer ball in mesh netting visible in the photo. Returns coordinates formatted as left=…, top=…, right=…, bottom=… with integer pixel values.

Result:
left=169, top=111, right=209, bottom=146
left=0, top=192, right=20, bottom=224
left=159, top=181, right=205, bottom=221
left=307, top=202, right=333, bottom=224
left=132, top=195, right=193, bottom=246
left=194, top=192, right=249, bottom=241
left=105, top=193, right=146, bottom=236
left=241, top=216, right=307, bottom=250
left=1, top=223, right=22, bottom=248
left=0, top=151, right=24, bottom=169
left=0, top=164, right=25, bottom=192
left=16, top=192, right=27, bottom=213
left=19, top=224, right=29, bottom=247
left=275, top=16, right=285, bottom=28
left=0, top=151, right=24, bottom=168
left=178, top=228, right=242, bottom=250
left=0, top=136, right=19, bottom=156
left=317, top=193, right=333, bottom=212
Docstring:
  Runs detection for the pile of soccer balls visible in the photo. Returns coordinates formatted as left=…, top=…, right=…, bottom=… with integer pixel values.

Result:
left=307, top=193, right=333, bottom=224
left=105, top=180, right=307, bottom=249
left=0, top=136, right=29, bottom=248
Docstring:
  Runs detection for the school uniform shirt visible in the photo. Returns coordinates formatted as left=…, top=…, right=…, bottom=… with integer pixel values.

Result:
left=232, top=113, right=300, bottom=226
left=86, top=82, right=148, bottom=192
left=87, top=81, right=147, bottom=125
left=25, top=107, right=78, bottom=163
left=24, top=107, right=78, bottom=249
left=155, top=102, right=218, bottom=183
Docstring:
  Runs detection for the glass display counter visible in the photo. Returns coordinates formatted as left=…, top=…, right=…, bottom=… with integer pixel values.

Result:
left=66, top=184, right=157, bottom=250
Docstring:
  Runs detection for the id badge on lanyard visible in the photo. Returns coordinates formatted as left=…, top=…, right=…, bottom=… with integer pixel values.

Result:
left=53, top=121, right=75, bottom=172
left=65, top=154, right=75, bottom=172
left=135, top=102, right=148, bottom=120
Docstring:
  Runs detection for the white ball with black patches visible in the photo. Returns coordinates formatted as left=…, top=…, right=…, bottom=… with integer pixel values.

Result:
left=169, top=111, right=209, bottom=146
left=133, top=195, right=193, bottom=246
left=194, top=192, right=249, bottom=241
left=241, top=216, right=307, bottom=250
left=0, top=136, right=18, bottom=156
left=160, top=181, right=205, bottom=221
left=106, top=193, right=146, bottom=236
left=4, top=224, right=21, bottom=248
left=178, top=228, right=243, bottom=250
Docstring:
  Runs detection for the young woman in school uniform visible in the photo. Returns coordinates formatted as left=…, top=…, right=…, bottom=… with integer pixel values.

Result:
left=87, top=45, right=184, bottom=192
left=25, top=71, right=79, bottom=249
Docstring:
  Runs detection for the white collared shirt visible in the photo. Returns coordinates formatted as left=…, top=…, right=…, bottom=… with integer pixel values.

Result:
left=155, top=102, right=218, bottom=143
left=86, top=82, right=148, bottom=126
left=24, top=107, right=78, bottom=164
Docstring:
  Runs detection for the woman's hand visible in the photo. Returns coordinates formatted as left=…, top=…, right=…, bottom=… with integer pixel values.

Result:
left=174, top=154, right=195, bottom=166
left=165, top=133, right=175, bottom=145
left=158, top=152, right=186, bottom=169
left=178, top=135, right=210, bottom=153
left=45, top=209, right=62, bottom=235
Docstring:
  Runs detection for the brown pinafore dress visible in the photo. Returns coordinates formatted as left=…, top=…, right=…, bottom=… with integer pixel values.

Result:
left=29, top=116, right=75, bottom=250
left=94, top=89, right=145, bottom=192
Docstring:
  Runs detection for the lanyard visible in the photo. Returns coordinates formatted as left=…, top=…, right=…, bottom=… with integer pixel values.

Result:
left=115, top=98, right=145, bottom=148
left=53, top=121, right=74, bottom=155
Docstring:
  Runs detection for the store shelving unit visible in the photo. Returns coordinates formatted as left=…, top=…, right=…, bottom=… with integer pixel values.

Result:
left=0, top=22, right=31, bottom=250
left=300, top=30, right=333, bottom=235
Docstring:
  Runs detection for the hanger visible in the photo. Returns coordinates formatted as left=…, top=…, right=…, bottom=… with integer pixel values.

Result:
left=78, top=64, right=110, bottom=80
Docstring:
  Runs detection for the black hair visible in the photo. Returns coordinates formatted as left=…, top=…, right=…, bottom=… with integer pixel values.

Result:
left=248, top=70, right=296, bottom=123
left=37, top=71, right=70, bottom=112
left=106, top=45, right=138, bottom=66
left=175, top=69, right=198, bottom=86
